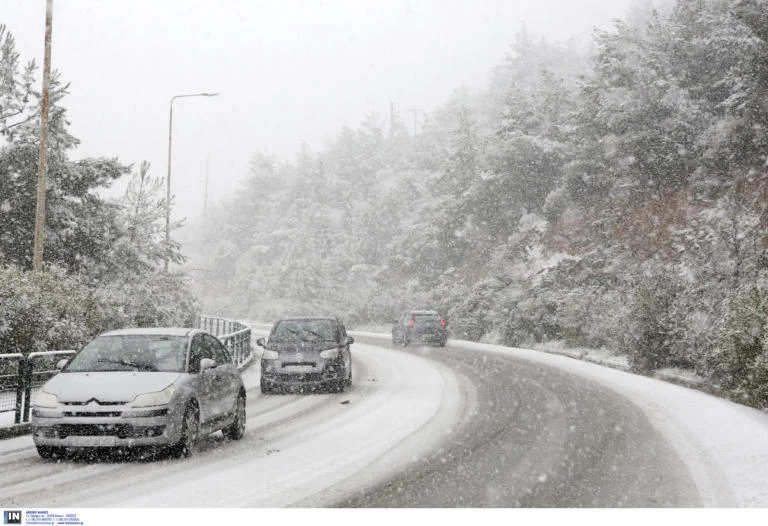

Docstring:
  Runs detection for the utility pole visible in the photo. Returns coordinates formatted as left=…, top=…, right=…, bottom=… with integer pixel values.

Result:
left=32, top=0, right=54, bottom=271
left=403, top=108, right=424, bottom=136
left=389, top=101, right=396, bottom=137
left=204, top=153, right=209, bottom=216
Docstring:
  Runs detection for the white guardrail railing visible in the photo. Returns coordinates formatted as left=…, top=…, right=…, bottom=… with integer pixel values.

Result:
left=198, top=314, right=254, bottom=370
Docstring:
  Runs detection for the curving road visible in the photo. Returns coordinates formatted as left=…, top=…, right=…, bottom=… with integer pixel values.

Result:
left=339, top=337, right=698, bottom=507
left=1, top=333, right=767, bottom=507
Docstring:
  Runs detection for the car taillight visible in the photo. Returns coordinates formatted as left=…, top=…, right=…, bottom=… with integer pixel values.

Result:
left=409, top=317, right=414, bottom=327
left=440, top=319, right=446, bottom=327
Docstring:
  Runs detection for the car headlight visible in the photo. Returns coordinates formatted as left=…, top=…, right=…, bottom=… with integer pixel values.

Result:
left=35, top=390, right=58, bottom=408
left=261, top=350, right=279, bottom=360
left=320, top=348, right=340, bottom=359
left=131, top=384, right=176, bottom=408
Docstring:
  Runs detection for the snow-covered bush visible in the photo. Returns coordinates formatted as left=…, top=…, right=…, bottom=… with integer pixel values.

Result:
left=698, top=276, right=768, bottom=394
left=615, top=264, right=685, bottom=373
left=0, top=265, right=199, bottom=356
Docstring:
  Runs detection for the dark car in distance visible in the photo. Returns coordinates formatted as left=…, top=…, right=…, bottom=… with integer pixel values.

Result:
left=257, top=317, right=353, bottom=394
left=392, top=310, right=448, bottom=347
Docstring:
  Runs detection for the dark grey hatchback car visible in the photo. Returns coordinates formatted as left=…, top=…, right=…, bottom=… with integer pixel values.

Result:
left=392, top=310, right=448, bottom=347
left=257, top=317, right=353, bottom=394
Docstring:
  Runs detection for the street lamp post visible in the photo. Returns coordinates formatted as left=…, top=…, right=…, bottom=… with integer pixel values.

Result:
left=165, top=92, right=219, bottom=272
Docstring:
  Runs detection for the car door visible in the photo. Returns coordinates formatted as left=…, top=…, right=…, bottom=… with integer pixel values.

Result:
left=188, top=333, right=218, bottom=425
left=205, top=334, right=239, bottom=417
left=392, top=312, right=406, bottom=342
left=338, top=323, right=352, bottom=374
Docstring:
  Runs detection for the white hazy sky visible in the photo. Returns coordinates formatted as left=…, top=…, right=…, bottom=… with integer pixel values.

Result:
left=4, top=0, right=638, bottom=221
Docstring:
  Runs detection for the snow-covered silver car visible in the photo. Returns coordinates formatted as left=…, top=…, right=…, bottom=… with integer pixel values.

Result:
left=30, top=328, right=246, bottom=460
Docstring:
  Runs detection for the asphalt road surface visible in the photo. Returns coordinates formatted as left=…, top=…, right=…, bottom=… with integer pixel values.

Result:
left=338, top=337, right=700, bottom=507
left=0, top=334, right=735, bottom=508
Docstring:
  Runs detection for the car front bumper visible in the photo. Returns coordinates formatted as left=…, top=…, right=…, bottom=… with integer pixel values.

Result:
left=31, top=406, right=182, bottom=448
left=261, top=361, right=346, bottom=386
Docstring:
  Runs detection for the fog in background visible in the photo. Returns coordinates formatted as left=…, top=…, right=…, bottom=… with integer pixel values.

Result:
left=4, top=0, right=636, bottom=221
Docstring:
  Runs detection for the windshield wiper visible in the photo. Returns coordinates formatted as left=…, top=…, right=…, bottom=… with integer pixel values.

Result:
left=96, top=358, right=158, bottom=372
left=301, top=328, right=333, bottom=341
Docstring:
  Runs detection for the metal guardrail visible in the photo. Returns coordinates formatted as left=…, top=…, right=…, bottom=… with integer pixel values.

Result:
left=0, top=353, right=25, bottom=424
left=198, top=314, right=254, bottom=369
left=0, top=350, right=77, bottom=425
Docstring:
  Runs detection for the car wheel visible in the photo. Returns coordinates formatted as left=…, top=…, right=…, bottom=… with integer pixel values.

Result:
left=439, top=339, right=447, bottom=347
left=223, top=393, right=246, bottom=440
left=36, top=445, right=64, bottom=460
left=344, top=367, right=352, bottom=389
left=260, top=377, right=272, bottom=394
left=401, top=334, right=408, bottom=347
left=170, top=405, right=200, bottom=458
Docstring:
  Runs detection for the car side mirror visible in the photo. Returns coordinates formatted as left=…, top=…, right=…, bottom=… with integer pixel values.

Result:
left=256, top=337, right=266, bottom=347
left=56, top=359, right=68, bottom=370
left=200, top=358, right=217, bottom=372
left=345, top=336, right=354, bottom=346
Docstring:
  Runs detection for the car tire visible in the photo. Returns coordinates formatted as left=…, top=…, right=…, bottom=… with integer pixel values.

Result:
left=260, top=377, right=273, bottom=394
left=170, top=405, right=200, bottom=458
left=344, top=367, right=352, bottom=389
left=36, top=445, right=64, bottom=460
left=223, top=393, right=246, bottom=440
left=401, top=334, right=408, bottom=347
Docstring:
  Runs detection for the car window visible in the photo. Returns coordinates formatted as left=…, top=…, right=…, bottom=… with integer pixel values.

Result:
left=271, top=319, right=337, bottom=343
left=414, top=314, right=441, bottom=323
left=205, top=334, right=230, bottom=365
left=188, top=334, right=212, bottom=373
left=64, top=335, right=187, bottom=373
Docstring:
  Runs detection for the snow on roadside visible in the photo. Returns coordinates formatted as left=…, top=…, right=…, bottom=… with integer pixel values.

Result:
left=464, top=339, right=768, bottom=507
left=354, top=331, right=768, bottom=506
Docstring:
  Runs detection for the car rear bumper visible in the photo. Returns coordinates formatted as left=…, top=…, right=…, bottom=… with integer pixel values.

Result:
left=408, top=331, right=448, bottom=344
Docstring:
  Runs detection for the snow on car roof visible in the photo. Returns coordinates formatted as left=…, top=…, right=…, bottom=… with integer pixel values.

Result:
left=276, top=316, right=338, bottom=322
left=99, top=327, right=197, bottom=337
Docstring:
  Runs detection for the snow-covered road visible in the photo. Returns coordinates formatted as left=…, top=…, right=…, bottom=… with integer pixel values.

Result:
left=2, top=334, right=768, bottom=507
left=0, top=342, right=468, bottom=507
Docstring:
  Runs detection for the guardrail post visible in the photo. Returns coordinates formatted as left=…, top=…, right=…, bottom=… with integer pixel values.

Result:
left=14, top=358, right=25, bottom=425
left=22, top=356, right=33, bottom=423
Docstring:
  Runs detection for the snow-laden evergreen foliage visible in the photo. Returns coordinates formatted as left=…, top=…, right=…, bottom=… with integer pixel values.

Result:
left=186, top=0, right=768, bottom=405
left=0, top=25, right=197, bottom=354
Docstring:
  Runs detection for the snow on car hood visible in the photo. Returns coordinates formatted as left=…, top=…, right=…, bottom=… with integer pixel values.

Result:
left=43, top=372, right=181, bottom=403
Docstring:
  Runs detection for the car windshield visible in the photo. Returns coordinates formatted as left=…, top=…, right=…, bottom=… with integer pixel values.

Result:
left=270, top=320, right=337, bottom=343
left=64, top=335, right=187, bottom=373
left=414, top=314, right=441, bottom=323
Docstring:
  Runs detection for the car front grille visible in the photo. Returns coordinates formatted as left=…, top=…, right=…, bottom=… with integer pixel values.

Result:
left=274, top=372, right=324, bottom=383
left=54, top=424, right=166, bottom=439
left=61, top=401, right=127, bottom=406
left=62, top=411, right=123, bottom=417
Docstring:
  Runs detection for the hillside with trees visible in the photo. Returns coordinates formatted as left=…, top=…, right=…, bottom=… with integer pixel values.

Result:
left=188, top=0, right=768, bottom=404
